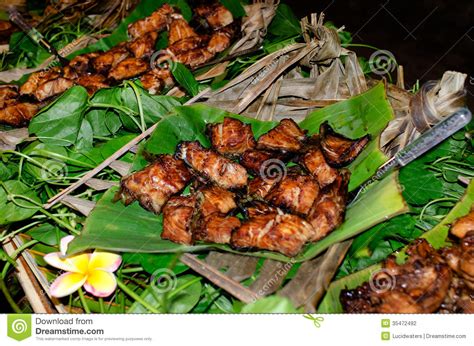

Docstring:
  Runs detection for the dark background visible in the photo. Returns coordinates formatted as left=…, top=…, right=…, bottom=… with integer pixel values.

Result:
left=291, top=0, right=473, bottom=107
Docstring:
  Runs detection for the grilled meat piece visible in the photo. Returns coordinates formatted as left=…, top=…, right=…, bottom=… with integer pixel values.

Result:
left=450, top=208, right=474, bottom=239
left=76, top=74, right=109, bottom=95
left=439, top=276, right=474, bottom=313
left=257, top=118, right=307, bottom=152
left=193, top=213, right=241, bottom=244
left=168, top=36, right=208, bottom=55
left=162, top=195, right=197, bottom=245
left=174, top=47, right=215, bottom=68
left=168, top=14, right=199, bottom=45
left=128, top=31, right=158, bottom=59
left=300, top=142, right=339, bottom=188
left=128, top=3, right=174, bottom=39
left=20, top=67, right=70, bottom=101
left=441, top=232, right=474, bottom=290
left=197, top=185, right=237, bottom=217
left=307, top=170, right=349, bottom=241
left=243, top=201, right=278, bottom=219
left=232, top=213, right=315, bottom=257
left=341, top=239, right=452, bottom=313
left=68, top=52, right=100, bottom=75
left=0, top=85, right=19, bottom=105
left=118, top=155, right=192, bottom=214
left=240, top=150, right=280, bottom=176
left=140, top=68, right=174, bottom=94
left=265, top=174, right=319, bottom=215
left=35, top=77, right=74, bottom=101
left=195, top=3, right=234, bottom=29
left=0, top=102, right=38, bottom=127
left=108, top=58, right=149, bottom=81
left=248, top=176, right=279, bottom=199
left=319, top=122, right=370, bottom=167
left=92, top=44, right=129, bottom=74
left=208, top=117, right=256, bottom=156
left=176, top=141, right=248, bottom=189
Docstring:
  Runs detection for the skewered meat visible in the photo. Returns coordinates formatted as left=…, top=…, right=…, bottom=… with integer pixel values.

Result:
left=174, top=47, right=215, bottom=68
left=68, top=52, right=100, bottom=75
left=195, top=3, right=234, bottom=29
left=193, top=213, right=241, bottom=244
left=108, top=58, right=149, bottom=81
left=300, top=141, right=339, bottom=188
left=319, top=122, right=370, bottom=167
left=75, top=75, right=109, bottom=95
left=232, top=212, right=315, bottom=257
left=176, top=141, right=248, bottom=189
left=140, top=67, right=174, bottom=94
left=128, top=3, right=174, bottom=39
left=20, top=67, right=73, bottom=101
left=168, top=14, right=199, bottom=45
left=341, top=239, right=452, bottom=313
left=240, top=150, right=279, bottom=176
left=450, top=208, right=474, bottom=239
left=265, top=174, right=319, bottom=215
left=161, top=195, right=197, bottom=245
left=118, top=155, right=192, bottom=214
left=208, top=117, right=256, bottom=156
left=128, top=31, right=158, bottom=59
left=0, top=102, right=39, bottom=127
left=92, top=43, right=129, bottom=74
left=307, top=170, right=350, bottom=241
left=0, top=85, right=19, bottom=105
left=207, top=24, right=237, bottom=54
left=196, top=185, right=237, bottom=217
left=257, top=118, right=307, bottom=152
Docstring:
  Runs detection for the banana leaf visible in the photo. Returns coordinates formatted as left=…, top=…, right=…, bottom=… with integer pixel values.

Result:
left=68, top=83, right=407, bottom=261
left=318, top=180, right=474, bottom=313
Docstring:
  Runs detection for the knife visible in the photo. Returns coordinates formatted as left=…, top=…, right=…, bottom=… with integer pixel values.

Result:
left=8, top=7, right=69, bottom=66
left=349, top=107, right=472, bottom=203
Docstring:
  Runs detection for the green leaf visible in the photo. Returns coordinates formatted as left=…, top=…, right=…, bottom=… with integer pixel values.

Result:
left=399, top=160, right=443, bottom=205
left=0, top=180, right=41, bottom=225
left=171, top=63, right=201, bottom=96
left=240, top=296, right=298, bottom=313
left=28, top=86, right=89, bottom=147
left=22, top=142, right=69, bottom=181
left=128, top=275, right=202, bottom=313
left=122, top=253, right=188, bottom=275
left=86, top=88, right=123, bottom=136
left=219, top=0, right=246, bottom=18
left=26, top=223, right=67, bottom=246
left=268, top=3, right=301, bottom=38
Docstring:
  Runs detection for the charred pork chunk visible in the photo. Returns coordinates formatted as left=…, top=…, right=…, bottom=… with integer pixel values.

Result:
left=118, top=155, right=192, bottom=214
left=450, top=208, right=474, bottom=239
left=0, top=102, right=39, bottom=127
left=208, top=117, right=256, bottom=156
left=161, top=195, right=197, bottom=245
left=68, top=52, right=100, bottom=75
left=193, top=213, right=241, bottom=244
left=195, top=3, right=234, bottom=29
left=140, top=68, right=174, bottom=95
left=174, top=47, right=215, bottom=68
left=307, top=170, right=349, bottom=241
left=75, top=75, right=109, bottom=95
left=196, top=185, right=237, bottom=217
left=128, top=31, right=158, bottom=59
left=243, top=201, right=278, bottom=219
left=319, top=122, right=370, bottom=167
left=168, top=13, right=200, bottom=45
left=128, top=3, right=174, bottom=39
left=176, top=141, right=248, bottom=189
left=207, top=24, right=238, bottom=54
left=257, top=118, right=307, bottom=152
left=341, top=239, right=452, bottom=313
left=240, top=150, right=279, bottom=176
left=300, top=141, right=339, bottom=188
left=264, top=174, right=319, bottom=216
left=108, top=57, right=149, bottom=81
left=248, top=176, right=279, bottom=199
left=92, top=43, right=129, bottom=74
left=20, top=67, right=74, bottom=101
left=231, top=212, right=315, bottom=257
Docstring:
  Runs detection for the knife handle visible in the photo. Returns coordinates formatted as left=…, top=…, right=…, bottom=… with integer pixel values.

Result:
left=396, top=108, right=472, bottom=167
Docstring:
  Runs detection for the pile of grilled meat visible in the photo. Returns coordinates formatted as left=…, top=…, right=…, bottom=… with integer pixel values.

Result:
left=341, top=208, right=474, bottom=313
left=117, top=117, right=369, bottom=257
left=0, top=2, right=239, bottom=127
